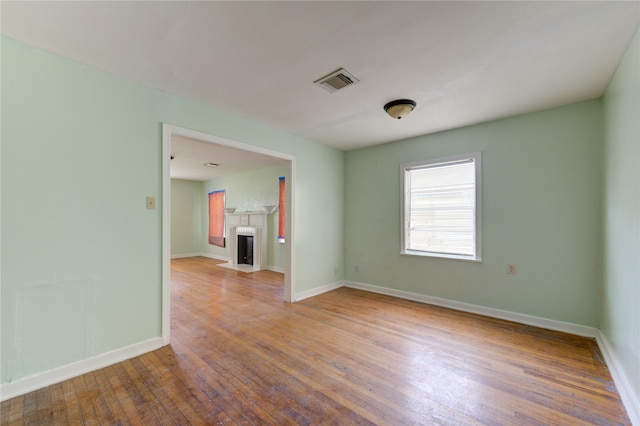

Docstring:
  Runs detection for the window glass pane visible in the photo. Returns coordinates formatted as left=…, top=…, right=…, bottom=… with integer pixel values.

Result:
left=406, top=160, right=476, bottom=256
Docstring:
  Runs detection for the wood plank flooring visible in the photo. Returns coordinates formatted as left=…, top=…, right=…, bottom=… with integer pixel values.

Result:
left=1, top=256, right=631, bottom=425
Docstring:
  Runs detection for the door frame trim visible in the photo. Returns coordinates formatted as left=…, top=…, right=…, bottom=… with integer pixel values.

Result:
left=161, top=123, right=295, bottom=345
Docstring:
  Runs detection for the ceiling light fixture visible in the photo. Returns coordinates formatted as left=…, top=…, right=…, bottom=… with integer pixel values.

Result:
left=204, top=162, right=219, bottom=167
left=384, top=99, right=417, bottom=119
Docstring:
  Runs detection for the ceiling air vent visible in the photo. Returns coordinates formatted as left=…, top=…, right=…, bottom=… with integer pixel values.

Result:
left=314, top=68, right=359, bottom=93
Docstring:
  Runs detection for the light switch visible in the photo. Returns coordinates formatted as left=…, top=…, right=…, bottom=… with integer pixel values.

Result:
left=146, top=196, right=156, bottom=210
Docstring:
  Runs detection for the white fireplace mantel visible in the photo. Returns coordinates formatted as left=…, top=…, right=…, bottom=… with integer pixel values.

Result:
left=226, top=212, right=267, bottom=271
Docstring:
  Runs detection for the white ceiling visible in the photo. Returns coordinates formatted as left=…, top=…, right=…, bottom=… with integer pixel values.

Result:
left=171, top=135, right=286, bottom=181
left=2, top=1, right=639, bottom=151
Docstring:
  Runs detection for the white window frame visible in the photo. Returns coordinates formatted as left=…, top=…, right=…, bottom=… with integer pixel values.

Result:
left=400, top=152, right=482, bottom=262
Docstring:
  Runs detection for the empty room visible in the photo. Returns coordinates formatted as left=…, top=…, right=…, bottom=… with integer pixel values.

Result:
left=1, top=1, right=639, bottom=424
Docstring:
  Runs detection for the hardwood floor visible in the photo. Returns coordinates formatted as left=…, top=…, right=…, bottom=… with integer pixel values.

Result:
left=1, top=256, right=630, bottom=425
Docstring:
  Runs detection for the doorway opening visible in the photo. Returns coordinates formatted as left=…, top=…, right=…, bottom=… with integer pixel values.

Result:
left=161, top=124, right=295, bottom=345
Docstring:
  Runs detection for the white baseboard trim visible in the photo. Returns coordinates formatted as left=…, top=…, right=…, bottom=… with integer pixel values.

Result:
left=295, top=280, right=344, bottom=302
left=172, top=253, right=280, bottom=272
left=0, top=337, right=164, bottom=402
left=344, top=281, right=599, bottom=338
left=267, top=266, right=285, bottom=274
left=345, top=281, right=640, bottom=422
left=595, top=331, right=640, bottom=425
left=170, top=252, right=202, bottom=259
left=172, top=253, right=230, bottom=262
left=4, top=279, right=636, bottom=424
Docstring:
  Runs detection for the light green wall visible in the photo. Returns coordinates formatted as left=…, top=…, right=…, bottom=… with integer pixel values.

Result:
left=602, top=26, right=640, bottom=410
left=171, top=179, right=203, bottom=256
left=4, top=27, right=636, bottom=402
left=2, top=38, right=163, bottom=381
left=345, top=100, right=603, bottom=326
left=1, top=37, right=345, bottom=383
left=201, top=164, right=287, bottom=270
left=294, top=140, right=345, bottom=292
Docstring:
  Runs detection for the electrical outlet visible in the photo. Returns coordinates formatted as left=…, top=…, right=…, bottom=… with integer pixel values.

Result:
left=507, top=264, right=516, bottom=275
left=354, top=264, right=360, bottom=273
left=146, top=196, right=156, bottom=210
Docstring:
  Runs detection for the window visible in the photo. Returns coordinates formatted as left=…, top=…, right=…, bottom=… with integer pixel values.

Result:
left=401, top=153, right=481, bottom=261
left=208, top=190, right=225, bottom=248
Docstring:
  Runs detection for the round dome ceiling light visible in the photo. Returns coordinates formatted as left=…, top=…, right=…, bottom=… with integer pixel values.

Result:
left=384, top=99, right=417, bottom=119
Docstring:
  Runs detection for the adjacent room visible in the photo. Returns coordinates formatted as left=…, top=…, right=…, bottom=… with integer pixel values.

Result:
left=169, top=134, right=289, bottom=275
left=1, top=1, right=638, bottom=424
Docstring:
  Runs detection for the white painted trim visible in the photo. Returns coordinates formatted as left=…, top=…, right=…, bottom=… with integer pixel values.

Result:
left=161, top=124, right=172, bottom=346
left=400, top=152, right=482, bottom=262
left=0, top=337, right=163, bottom=402
left=344, top=281, right=640, bottom=421
left=595, top=331, right=640, bottom=425
left=164, top=125, right=295, bottom=162
left=344, top=281, right=599, bottom=338
left=162, top=123, right=296, bottom=316
left=171, top=252, right=205, bottom=259
left=295, top=281, right=344, bottom=302
left=342, top=281, right=639, bottom=423
left=226, top=216, right=267, bottom=271
left=284, top=158, right=295, bottom=303
left=170, top=253, right=284, bottom=270
left=4, top=275, right=635, bottom=424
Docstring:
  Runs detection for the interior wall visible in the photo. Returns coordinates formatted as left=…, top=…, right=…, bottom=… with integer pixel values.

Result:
left=345, top=100, right=603, bottom=327
left=201, top=164, right=287, bottom=270
left=6, top=24, right=632, bottom=402
left=1, top=37, right=345, bottom=384
left=170, top=179, right=203, bottom=256
left=602, top=26, right=640, bottom=413
left=293, top=139, right=345, bottom=295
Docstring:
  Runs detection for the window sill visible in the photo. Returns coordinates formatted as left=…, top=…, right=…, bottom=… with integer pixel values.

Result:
left=401, top=249, right=481, bottom=263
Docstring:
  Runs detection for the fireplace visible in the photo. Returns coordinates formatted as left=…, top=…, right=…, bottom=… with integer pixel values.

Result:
left=237, top=235, right=254, bottom=265
left=224, top=213, right=267, bottom=271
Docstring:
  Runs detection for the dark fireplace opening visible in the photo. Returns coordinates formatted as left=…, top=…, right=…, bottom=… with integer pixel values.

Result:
left=237, top=235, right=254, bottom=265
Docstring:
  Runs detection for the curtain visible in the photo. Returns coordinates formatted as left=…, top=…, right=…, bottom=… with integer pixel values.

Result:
left=208, top=190, right=225, bottom=247
left=278, top=177, right=285, bottom=242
